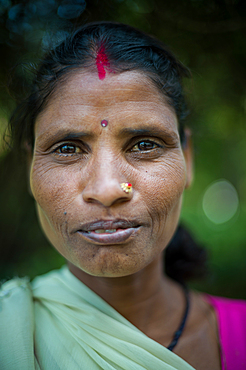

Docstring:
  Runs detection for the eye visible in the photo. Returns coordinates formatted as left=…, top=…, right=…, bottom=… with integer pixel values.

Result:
left=54, top=143, right=82, bottom=155
left=131, top=140, right=160, bottom=152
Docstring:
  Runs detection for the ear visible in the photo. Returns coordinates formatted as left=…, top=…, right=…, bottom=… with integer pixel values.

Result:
left=182, top=128, right=193, bottom=189
left=24, top=141, right=34, bottom=197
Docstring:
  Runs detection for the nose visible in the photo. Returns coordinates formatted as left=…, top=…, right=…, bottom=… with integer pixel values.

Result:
left=82, top=154, right=132, bottom=207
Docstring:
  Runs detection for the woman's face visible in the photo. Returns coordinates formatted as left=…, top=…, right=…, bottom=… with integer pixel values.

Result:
left=30, top=70, right=191, bottom=277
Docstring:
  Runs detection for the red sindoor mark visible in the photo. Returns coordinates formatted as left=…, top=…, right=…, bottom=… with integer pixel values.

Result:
left=96, top=45, right=111, bottom=80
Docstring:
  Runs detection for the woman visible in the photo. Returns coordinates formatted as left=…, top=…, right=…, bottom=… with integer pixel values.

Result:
left=0, top=22, right=245, bottom=370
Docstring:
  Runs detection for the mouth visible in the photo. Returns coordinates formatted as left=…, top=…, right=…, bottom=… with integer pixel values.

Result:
left=88, top=229, right=119, bottom=234
left=76, top=220, right=141, bottom=244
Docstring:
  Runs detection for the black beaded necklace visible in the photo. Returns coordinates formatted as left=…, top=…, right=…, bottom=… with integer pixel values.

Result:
left=167, top=287, right=190, bottom=351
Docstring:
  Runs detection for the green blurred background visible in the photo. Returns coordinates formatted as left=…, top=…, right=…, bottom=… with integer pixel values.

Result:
left=0, top=0, right=245, bottom=298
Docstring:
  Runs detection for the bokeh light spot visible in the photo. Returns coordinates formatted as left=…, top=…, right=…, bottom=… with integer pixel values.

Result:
left=202, top=179, right=239, bottom=224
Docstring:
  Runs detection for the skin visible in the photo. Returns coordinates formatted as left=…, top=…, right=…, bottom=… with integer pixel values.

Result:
left=29, top=70, right=221, bottom=369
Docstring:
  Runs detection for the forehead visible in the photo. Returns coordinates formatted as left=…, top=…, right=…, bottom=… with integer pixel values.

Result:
left=35, top=70, right=178, bottom=136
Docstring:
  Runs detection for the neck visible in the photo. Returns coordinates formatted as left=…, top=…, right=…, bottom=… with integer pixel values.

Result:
left=68, top=256, right=184, bottom=337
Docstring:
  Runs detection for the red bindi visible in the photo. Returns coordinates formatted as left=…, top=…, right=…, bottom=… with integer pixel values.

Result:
left=101, top=119, right=108, bottom=127
left=96, top=45, right=111, bottom=80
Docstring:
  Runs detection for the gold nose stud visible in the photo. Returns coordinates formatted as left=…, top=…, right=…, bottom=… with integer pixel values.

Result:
left=120, top=183, right=132, bottom=194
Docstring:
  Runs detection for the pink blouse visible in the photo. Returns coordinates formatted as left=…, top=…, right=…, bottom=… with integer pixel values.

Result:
left=206, top=295, right=246, bottom=370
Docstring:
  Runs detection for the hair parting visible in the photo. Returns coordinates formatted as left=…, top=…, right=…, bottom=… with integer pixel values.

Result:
left=95, top=43, right=112, bottom=80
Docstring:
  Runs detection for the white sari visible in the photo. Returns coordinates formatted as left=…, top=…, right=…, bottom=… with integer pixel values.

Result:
left=0, top=266, right=195, bottom=370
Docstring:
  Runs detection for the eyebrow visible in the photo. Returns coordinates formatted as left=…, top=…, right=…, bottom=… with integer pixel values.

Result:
left=56, top=131, right=93, bottom=141
left=118, top=127, right=179, bottom=141
left=38, top=130, right=94, bottom=146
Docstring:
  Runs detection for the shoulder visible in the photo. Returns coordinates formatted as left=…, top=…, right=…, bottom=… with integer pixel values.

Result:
left=0, top=277, right=33, bottom=318
left=205, top=294, right=246, bottom=370
left=206, top=294, right=246, bottom=322
left=206, top=294, right=246, bottom=343
left=0, top=278, right=35, bottom=370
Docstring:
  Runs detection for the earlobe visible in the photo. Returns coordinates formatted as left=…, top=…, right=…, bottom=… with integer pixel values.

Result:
left=182, top=128, right=193, bottom=189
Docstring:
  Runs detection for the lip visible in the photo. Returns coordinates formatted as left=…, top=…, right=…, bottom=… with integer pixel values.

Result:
left=75, top=219, right=141, bottom=245
left=78, top=227, right=139, bottom=244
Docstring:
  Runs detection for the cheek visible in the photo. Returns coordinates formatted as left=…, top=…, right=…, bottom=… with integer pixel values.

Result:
left=141, top=159, right=186, bottom=249
left=30, top=162, right=84, bottom=257
left=138, top=155, right=186, bottom=218
left=30, top=161, right=79, bottom=226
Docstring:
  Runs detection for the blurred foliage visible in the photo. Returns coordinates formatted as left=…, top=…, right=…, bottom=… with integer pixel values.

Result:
left=0, top=0, right=246, bottom=299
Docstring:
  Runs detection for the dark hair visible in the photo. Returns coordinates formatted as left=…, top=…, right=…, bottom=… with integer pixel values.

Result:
left=8, top=21, right=190, bottom=150
left=166, top=225, right=207, bottom=284
left=8, top=21, right=207, bottom=282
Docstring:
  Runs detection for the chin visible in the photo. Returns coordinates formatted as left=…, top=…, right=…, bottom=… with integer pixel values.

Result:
left=70, top=248, right=152, bottom=278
